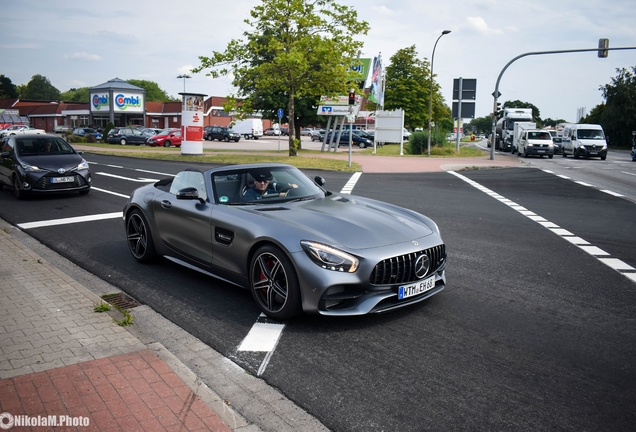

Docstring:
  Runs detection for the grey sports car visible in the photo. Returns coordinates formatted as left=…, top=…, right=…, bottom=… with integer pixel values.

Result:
left=123, top=163, right=446, bottom=320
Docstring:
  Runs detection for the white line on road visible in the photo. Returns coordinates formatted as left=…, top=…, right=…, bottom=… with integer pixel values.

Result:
left=96, top=172, right=158, bottom=182
left=341, top=172, right=362, bottom=194
left=91, top=187, right=130, bottom=198
left=448, top=171, right=636, bottom=285
left=17, top=212, right=122, bottom=230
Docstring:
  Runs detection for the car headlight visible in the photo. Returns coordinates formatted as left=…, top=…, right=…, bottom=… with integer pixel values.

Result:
left=20, top=162, right=41, bottom=172
left=77, top=159, right=89, bottom=170
left=300, top=241, right=359, bottom=273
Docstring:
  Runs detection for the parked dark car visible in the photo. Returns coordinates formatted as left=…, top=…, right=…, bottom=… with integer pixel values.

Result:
left=72, top=128, right=103, bottom=141
left=123, top=163, right=446, bottom=319
left=106, top=127, right=148, bottom=145
left=204, top=126, right=240, bottom=142
left=326, top=131, right=372, bottom=148
left=310, top=129, right=326, bottom=141
left=0, top=134, right=91, bottom=199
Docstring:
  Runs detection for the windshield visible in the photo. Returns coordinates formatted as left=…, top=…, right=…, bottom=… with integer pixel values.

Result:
left=528, top=132, right=552, bottom=140
left=16, top=137, right=75, bottom=156
left=212, top=166, right=324, bottom=205
left=577, top=129, right=605, bottom=140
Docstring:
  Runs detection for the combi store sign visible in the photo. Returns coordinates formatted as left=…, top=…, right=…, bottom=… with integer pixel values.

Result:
left=113, top=92, right=144, bottom=112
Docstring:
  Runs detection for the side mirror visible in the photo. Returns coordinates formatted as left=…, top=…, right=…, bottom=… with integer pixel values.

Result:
left=571, top=136, right=576, bottom=140
left=176, top=187, right=199, bottom=200
left=314, top=176, right=326, bottom=187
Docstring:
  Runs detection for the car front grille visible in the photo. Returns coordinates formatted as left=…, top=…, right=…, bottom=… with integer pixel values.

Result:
left=34, top=174, right=88, bottom=190
left=369, top=244, right=446, bottom=285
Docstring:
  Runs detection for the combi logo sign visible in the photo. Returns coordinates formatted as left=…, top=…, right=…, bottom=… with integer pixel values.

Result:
left=91, top=94, right=108, bottom=111
left=115, top=93, right=142, bottom=110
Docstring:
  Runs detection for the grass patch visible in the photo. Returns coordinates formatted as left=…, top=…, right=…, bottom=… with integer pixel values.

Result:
left=360, top=142, right=484, bottom=157
left=93, top=301, right=111, bottom=312
left=114, top=309, right=134, bottom=327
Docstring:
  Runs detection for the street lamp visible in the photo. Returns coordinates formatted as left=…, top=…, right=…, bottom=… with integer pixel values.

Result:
left=427, top=30, right=451, bottom=157
left=177, top=74, right=191, bottom=93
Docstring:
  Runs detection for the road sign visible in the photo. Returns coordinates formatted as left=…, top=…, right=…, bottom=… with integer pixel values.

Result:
left=277, top=108, right=283, bottom=119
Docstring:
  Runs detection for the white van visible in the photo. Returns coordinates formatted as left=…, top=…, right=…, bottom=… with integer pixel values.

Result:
left=232, top=119, right=264, bottom=140
left=561, top=123, right=607, bottom=160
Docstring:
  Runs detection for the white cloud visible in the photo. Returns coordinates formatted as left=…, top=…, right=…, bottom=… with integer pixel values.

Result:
left=64, top=52, right=102, bottom=61
left=465, top=16, right=502, bottom=35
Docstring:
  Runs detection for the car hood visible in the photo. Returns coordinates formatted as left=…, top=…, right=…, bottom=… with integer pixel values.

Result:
left=20, top=154, right=84, bottom=171
left=244, top=195, right=436, bottom=250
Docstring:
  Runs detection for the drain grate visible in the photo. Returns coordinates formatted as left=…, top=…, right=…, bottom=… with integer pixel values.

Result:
left=101, top=292, right=142, bottom=310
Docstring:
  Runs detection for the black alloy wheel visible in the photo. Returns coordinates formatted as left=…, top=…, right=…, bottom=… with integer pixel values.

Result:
left=250, top=245, right=301, bottom=320
left=12, top=175, right=24, bottom=200
left=163, top=141, right=171, bottom=147
left=126, top=210, right=156, bottom=263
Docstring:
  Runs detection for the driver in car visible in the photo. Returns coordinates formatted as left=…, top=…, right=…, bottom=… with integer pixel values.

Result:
left=243, top=170, right=297, bottom=201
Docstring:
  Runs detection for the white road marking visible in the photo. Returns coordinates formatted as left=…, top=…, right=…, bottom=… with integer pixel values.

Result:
left=238, top=321, right=285, bottom=352
left=449, top=171, right=636, bottom=285
left=134, top=169, right=175, bottom=177
left=17, top=212, right=122, bottom=230
left=91, top=187, right=130, bottom=198
left=96, top=172, right=157, bottom=182
left=622, top=171, right=636, bottom=177
left=601, top=190, right=625, bottom=197
left=340, top=172, right=363, bottom=194
left=575, top=181, right=593, bottom=187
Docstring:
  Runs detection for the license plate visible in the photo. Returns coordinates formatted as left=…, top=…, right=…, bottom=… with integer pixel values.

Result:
left=537, top=150, right=545, bottom=153
left=51, top=176, right=74, bottom=183
left=589, top=151, right=597, bottom=155
left=398, top=275, right=435, bottom=299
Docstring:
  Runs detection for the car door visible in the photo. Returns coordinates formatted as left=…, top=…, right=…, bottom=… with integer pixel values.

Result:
left=0, top=138, right=16, bottom=186
left=152, top=171, right=214, bottom=265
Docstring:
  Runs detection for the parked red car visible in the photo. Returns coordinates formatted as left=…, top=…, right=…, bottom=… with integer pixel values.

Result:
left=146, top=129, right=182, bottom=147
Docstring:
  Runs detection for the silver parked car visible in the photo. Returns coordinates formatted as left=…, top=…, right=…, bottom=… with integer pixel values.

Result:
left=123, top=163, right=447, bottom=319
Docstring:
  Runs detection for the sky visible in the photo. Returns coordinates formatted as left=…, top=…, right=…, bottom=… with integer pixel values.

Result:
left=1, top=0, right=634, bottom=123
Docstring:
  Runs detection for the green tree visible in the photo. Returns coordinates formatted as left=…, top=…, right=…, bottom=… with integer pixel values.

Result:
left=194, top=0, right=369, bottom=156
left=126, top=80, right=178, bottom=102
left=464, top=116, right=492, bottom=134
left=542, top=117, right=568, bottom=128
left=0, top=75, right=18, bottom=99
left=502, top=100, right=541, bottom=123
left=384, top=46, right=432, bottom=130
left=21, top=75, right=60, bottom=100
left=598, top=66, right=636, bottom=147
left=60, top=87, right=90, bottom=102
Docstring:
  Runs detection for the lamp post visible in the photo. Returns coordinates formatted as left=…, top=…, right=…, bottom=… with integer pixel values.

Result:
left=427, top=30, right=451, bottom=157
left=177, top=74, right=191, bottom=93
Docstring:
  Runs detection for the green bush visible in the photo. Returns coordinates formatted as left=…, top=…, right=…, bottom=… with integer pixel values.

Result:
left=65, top=134, right=83, bottom=143
left=103, top=122, right=115, bottom=140
left=85, top=133, right=97, bottom=143
left=409, top=131, right=426, bottom=155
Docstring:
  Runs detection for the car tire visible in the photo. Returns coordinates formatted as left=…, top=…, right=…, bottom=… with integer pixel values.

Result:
left=126, top=209, right=156, bottom=263
left=120, top=138, right=127, bottom=145
left=358, top=142, right=367, bottom=149
left=250, top=244, right=301, bottom=320
left=524, top=149, right=529, bottom=158
left=12, top=176, right=24, bottom=200
left=562, top=150, right=567, bottom=157
left=601, top=155, right=607, bottom=161
left=224, top=136, right=229, bottom=142
left=548, top=155, right=553, bottom=159
left=573, top=148, right=579, bottom=159
left=164, top=141, right=171, bottom=147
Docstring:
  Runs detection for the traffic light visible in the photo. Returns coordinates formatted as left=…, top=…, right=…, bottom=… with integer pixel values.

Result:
left=598, top=38, right=609, bottom=58
left=348, top=91, right=356, bottom=105
left=495, top=102, right=502, bottom=118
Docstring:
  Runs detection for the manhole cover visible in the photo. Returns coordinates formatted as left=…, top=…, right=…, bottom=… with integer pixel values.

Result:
left=101, top=292, right=142, bottom=309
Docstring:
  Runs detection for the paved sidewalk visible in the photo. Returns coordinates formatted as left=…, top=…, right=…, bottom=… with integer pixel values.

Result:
left=0, top=219, right=328, bottom=431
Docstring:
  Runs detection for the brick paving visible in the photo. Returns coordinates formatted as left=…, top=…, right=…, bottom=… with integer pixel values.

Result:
left=0, top=225, right=233, bottom=431
left=0, top=351, right=230, bottom=431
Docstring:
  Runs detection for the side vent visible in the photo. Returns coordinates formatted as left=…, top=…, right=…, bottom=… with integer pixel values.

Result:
left=215, top=228, right=234, bottom=245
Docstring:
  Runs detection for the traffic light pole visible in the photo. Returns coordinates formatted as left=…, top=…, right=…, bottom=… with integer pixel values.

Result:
left=490, top=45, right=636, bottom=160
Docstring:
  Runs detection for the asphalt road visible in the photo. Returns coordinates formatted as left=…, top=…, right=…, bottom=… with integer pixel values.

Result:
left=1, top=153, right=636, bottom=431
